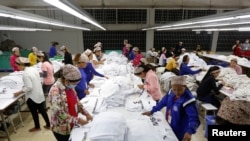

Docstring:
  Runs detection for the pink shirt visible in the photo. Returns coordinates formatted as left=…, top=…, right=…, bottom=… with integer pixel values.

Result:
left=144, top=70, right=162, bottom=101
left=10, top=54, right=19, bottom=71
left=42, top=61, right=55, bottom=85
left=232, top=65, right=242, bottom=75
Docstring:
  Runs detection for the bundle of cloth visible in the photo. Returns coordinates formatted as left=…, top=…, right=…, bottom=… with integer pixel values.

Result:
left=88, top=111, right=128, bottom=141
left=218, top=67, right=250, bottom=102
left=126, top=116, right=163, bottom=141
left=125, top=92, right=156, bottom=112
left=177, top=53, right=208, bottom=69
left=88, top=74, right=144, bottom=108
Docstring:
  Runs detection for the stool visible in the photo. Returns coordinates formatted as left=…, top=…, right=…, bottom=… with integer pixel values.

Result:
left=201, top=103, right=218, bottom=130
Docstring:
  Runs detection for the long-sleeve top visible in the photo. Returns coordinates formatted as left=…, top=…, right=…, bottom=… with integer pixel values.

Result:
left=22, top=67, right=45, bottom=103
left=28, top=52, right=37, bottom=66
left=41, top=61, right=55, bottom=85
left=122, top=46, right=129, bottom=57
left=64, top=52, right=73, bottom=65
left=75, top=68, right=88, bottom=100
left=158, top=53, right=167, bottom=66
left=144, top=70, right=162, bottom=101
left=10, top=54, right=19, bottom=71
left=197, top=76, right=223, bottom=97
left=165, top=57, right=177, bottom=71
left=151, top=88, right=200, bottom=140
left=49, top=46, right=56, bottom=58
left=84, top=62, right=104, bottom=83
left=179, top=62, right=201, bottom=75
left=231, top=65, right=242, bottom=75
left=49, top=80, right=79, bottom=135
left=232, top=45, right=241, bottom=56
left=132, top=53, right=143, bottom=67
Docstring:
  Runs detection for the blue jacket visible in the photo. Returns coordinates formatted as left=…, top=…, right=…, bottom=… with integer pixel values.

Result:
left=75, top=68, right=88, bottom=100
left=151, top=88, right=200, bottom=140
left=179, top=63, right=201, bottom=75
left=83, top=62, right=104, bottom=83
left=49, top=46, right=56, bottom=58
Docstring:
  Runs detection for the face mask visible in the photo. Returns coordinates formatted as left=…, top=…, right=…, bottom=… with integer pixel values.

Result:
left=67, top=84, right=77, bottom=89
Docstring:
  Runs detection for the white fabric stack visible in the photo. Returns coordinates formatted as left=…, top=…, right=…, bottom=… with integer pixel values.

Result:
left=89, top=77, right=107, bottom=88
left=177, top=53, right=208, bottom=69
left=80, top=97, right=107, bottom=114
left=125, top=95, right=156, bottom=112
left=0, top=75, right=23, bottom=89
left=185, top=75, right=199, bottom=93
left=105, top=52, right=128, bottom=65
left=88, top=74, right=144, bottom=109
left=126, top=116, right=162, bottom=141
left=88, top=112, right=128, bottom=141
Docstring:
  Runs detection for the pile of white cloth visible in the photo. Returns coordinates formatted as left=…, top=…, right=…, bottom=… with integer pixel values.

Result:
left=126, top=115, right=163, bottom=141
left=88, top=111, right=128, bottom=141
left=88, top=74, right=144, bottom=109
left=125, top=93, right=156, bottom=112
left=177, top=53, right=208, bottom=69
left=80, top=97, right=107, bottom=114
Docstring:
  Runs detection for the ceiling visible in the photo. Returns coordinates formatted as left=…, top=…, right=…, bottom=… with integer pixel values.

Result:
left=0, top=0, right=250, bottom=10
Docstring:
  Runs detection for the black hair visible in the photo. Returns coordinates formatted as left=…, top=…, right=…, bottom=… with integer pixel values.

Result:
left=139, top=64, right=156, bottom=73
left=201, top=66, right=220, bottom=82
left=15, top=62, right=30, bottom=67
left=182, top=55, right=189, bottom=63
left=42, top=52, right=52, bottom=64
left=52, top=41, right=59, bottom=46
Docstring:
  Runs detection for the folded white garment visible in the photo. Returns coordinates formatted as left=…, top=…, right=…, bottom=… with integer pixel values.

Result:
left=88, top=111, right=128, bottom=141
left=80, top=97, right=107, bottom=114
left=126, top=116, right=162, bottom=141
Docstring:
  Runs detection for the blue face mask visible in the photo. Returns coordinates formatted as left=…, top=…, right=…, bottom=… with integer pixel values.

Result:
left=67, top=84, right=77, bottom=89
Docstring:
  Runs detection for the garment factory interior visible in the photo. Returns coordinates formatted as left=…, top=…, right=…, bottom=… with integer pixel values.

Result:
left=0, top=0, right=250, bottom=141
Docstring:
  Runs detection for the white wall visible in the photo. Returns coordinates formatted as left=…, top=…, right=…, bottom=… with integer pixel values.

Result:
left=6, top=30, right=84, bottom=54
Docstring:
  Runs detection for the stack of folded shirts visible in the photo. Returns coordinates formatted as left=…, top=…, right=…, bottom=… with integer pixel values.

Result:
left=88, top=112, right=128, bottom=141
left=80, top=97, right=107, bottom=114
left=126, top=116, right=162, bottom=141
left=125, top=95, right=156, bottom=112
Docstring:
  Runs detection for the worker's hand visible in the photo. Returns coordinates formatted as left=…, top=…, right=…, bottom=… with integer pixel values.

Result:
left=142, top=111, right=152, bottom=116
left=77, top=118, right=89, bottom=125
left=137, top=84, right=144, bottom=89
left=104, top=76, right=109, bottom=79
left=84, top=90, right=90, bottom=95
left=182, top=132, right=191, bottom=141
left=88, top=83, right=95, bottom=88
left=86, top=114, right=93, bottom=121
left=13, top=92, right=20, bottom=97
left=221, top=80, right=226, bottom=85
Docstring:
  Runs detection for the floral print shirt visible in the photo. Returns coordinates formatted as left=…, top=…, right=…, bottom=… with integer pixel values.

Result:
left=49, top=79, right=78, bottom=135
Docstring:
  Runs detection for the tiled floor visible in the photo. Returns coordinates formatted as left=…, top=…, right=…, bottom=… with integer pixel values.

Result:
left=0, top=72, right=207, bottom=141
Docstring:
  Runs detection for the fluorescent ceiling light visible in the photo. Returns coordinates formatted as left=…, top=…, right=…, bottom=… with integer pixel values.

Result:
left=192, top=27, right=250, bottom=32
left=235, top=15, right=250, bottom=19
left=193, top=17, right=235, bottom=24
left=0, top=5, right=90, bottom=31
left=44, top=0, right=106, bottom=30
left=157, top=26, right=201, bottom=31
left=0, top=25, right=52, bottom=31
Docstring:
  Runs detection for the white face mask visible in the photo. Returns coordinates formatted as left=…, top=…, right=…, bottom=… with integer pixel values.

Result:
left=67, top=84, right=77, bottom=89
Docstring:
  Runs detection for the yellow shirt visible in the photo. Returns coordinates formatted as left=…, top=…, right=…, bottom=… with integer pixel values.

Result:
left=28, top=52, right=37, bottom=66
left=165, top=57, right=177, bottom=71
